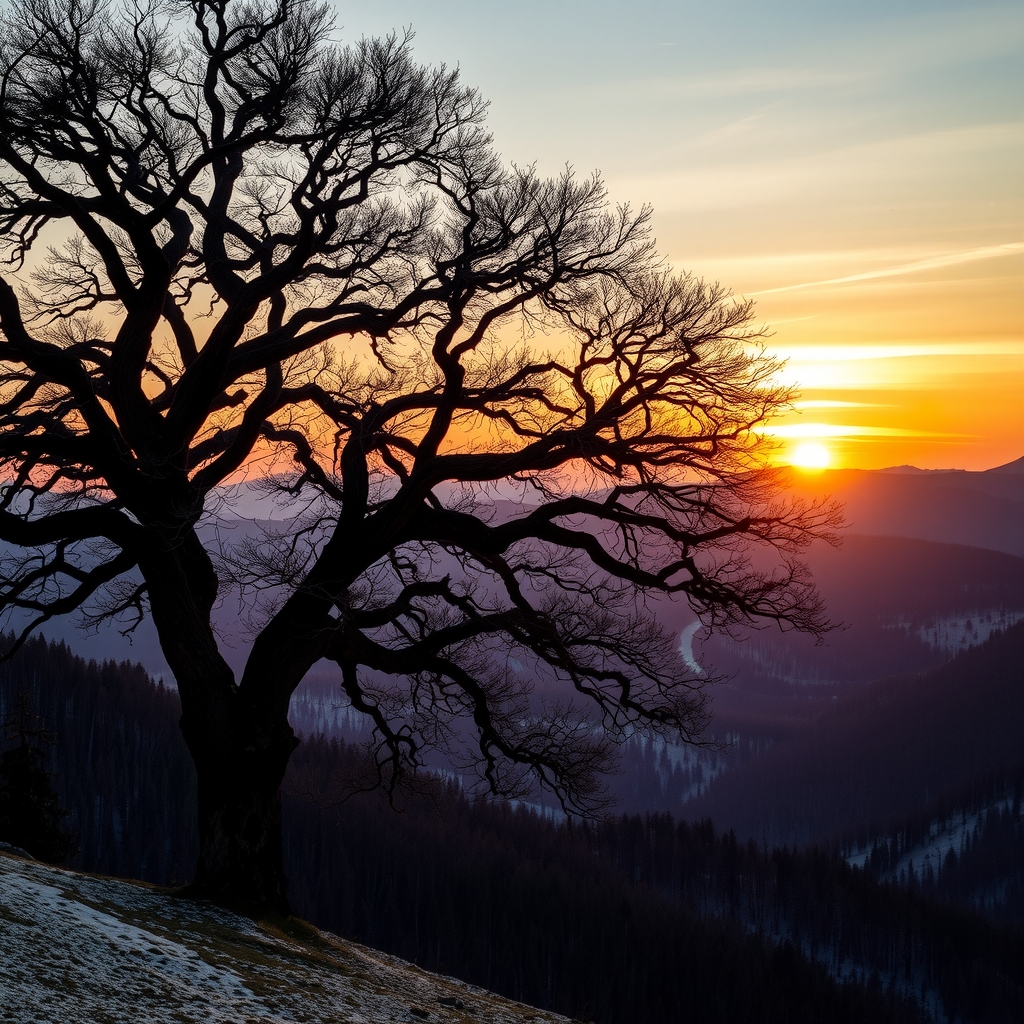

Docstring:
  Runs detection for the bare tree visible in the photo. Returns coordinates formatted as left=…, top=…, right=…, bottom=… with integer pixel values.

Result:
left=0, top=0, right=836, bottom=910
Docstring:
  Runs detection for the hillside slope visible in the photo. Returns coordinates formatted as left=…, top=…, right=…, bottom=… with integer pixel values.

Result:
left=0, top=635, right=919, bottom=1023
left=704, top=534, right=1024, bottom=693
left=688, top=621, right=1024, bottom=849
left=0, top=850, right=565, bottom=1024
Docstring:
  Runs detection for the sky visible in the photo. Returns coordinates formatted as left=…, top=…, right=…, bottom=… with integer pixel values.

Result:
left=335, top=0, right=1023, bottom=471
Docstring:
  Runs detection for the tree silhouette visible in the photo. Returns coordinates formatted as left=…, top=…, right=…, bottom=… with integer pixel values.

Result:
left=0, top=0, right=836, bottom=910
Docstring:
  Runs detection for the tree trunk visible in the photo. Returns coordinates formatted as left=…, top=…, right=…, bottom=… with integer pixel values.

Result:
left=142, top=536, right=305, bottom=915
left=185, top=725, right=298, bottom=915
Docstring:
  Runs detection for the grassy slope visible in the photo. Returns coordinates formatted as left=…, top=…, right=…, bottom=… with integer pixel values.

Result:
left=0, top=850, right=567, bottom=1024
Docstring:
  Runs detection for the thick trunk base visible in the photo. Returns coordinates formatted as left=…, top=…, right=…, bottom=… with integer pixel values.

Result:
left=185, top=729, right=298, bottom=916
left=188, top=779, right=289, bottom=915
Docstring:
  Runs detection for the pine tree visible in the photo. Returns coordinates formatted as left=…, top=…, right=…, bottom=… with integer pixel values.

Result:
left=0, top=688, right=77, bottom=863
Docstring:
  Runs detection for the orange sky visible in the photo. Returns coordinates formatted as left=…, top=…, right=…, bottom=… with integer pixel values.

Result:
left=337, top=0, right=1024, bottom=472
left=699, top=243, right=1024, bottom=471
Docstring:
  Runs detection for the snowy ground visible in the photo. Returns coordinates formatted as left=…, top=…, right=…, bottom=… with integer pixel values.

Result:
left=0, top=851, right=568, bottom=1024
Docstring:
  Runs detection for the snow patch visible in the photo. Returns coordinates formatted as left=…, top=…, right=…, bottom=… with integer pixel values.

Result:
left=915, top=609, right=1024, bottom=655
left=1, top=853, right=568, bottom=1024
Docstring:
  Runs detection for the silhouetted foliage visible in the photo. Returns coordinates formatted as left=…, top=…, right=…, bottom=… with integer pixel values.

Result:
left=0, top=0, right=836, bottom=909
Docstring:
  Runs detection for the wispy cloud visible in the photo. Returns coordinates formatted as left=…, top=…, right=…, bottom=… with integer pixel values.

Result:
left=628, top=121, right=1023, bottom=215
left=762, top=315, right=818, bottom=327
left=761, top=423, right=959, bottom=439
left=774, top=341, right=1024, bottom=363
left=792, top=400, right=883, bottom=409
left=746, top=243, right=1024, bottom=296
left=666, top=67, right=866, bottom=98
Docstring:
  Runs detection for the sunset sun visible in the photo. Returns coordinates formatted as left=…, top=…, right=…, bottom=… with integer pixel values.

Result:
left=789, top=441, right=832, bottom=470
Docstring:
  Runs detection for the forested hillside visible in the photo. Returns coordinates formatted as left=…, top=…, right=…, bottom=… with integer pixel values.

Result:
left=2, top=634, right=1023, bottom=1022
left=689, top=622, right=1024, bottom=856
left=704, top=535, right=1024, bottom=692
left=0, top=636, right=196, bottom=883
left=845, top=770, right=1024, bottom=928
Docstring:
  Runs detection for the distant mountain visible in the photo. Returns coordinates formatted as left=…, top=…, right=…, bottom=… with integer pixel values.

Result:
left=877, top=465, right=965, bottom=475
left=783, top=464, right=1024, bottom=556
left=703, top=534, right=1024, bottom=691
left=988, top=455, right=1024, bottom=475
left=5, top=458, right=1022, bottom=675
left=687, top=621, right=1024, bottom=851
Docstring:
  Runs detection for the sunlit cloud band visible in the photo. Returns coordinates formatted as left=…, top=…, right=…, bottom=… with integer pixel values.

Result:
left=773, top=341, right=1024, bottom=363
left=792, top=400, right=885, bottom=409
left=747, top=243, right=1024, bottom=296
left=761, top=423, right=962, bottom=439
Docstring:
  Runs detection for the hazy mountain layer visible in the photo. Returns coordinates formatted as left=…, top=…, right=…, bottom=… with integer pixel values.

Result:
left=687, top=621, right=1024, bottom=851
left=784, top=464, right=1024, bottom=557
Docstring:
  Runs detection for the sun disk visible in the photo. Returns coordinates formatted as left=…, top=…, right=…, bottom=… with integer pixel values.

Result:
left=790, top=441, right=831, bottom=470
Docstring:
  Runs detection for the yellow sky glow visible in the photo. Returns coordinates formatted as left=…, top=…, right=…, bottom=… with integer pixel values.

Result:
left=297, top=4, right=1024, bottom=470
left=37, top=1, right=1012, bottom=478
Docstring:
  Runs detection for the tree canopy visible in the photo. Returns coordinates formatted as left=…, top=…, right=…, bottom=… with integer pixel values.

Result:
left=0, top=0, right=835, bottom=907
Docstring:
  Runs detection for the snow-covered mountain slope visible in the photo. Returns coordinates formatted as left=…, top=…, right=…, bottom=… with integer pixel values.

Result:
left=0, top=851, right=567, bottom=1024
